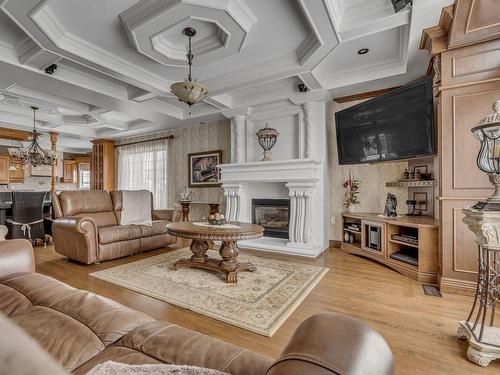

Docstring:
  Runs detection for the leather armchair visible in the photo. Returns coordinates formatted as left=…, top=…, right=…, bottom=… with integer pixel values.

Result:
left=268, top=313, right=395, bottom=375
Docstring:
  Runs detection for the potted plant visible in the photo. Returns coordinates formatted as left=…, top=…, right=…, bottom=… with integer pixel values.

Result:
left=343, top=171, right=360, bottom=213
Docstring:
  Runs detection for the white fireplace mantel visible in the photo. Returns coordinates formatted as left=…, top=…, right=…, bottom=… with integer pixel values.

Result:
left=219, top=159, right=321, bottom=184
left=218, top=158, right=327, bottom=257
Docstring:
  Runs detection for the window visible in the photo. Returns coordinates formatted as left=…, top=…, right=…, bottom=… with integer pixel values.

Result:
left=78, top=163, right=90, bottom=189
left=117, top=139, right=169, bottom=209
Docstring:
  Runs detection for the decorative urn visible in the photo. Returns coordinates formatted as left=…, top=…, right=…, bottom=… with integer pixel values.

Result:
left=256, top=122, right=279, bottom=161
left=471, top=100, right=500, bottom=208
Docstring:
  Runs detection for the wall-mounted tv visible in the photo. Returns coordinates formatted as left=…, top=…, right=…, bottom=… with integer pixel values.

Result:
left=335, top=77, right=435, bottom=165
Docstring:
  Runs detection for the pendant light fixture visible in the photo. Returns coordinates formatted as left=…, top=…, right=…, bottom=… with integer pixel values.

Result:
left=170, top=27, right=208, bottom=114
left=10, top=107, right=54, bottom=167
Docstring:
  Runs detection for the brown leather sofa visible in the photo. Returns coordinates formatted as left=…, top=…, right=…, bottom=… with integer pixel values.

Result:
left=0, top=239, right=395, bottom=375
left=51, top=190, right=182, bottom=264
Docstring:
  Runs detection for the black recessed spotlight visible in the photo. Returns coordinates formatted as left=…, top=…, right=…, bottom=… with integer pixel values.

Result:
left=357, top=48, right=369, bottom=55
left=45, top=64, right=57, bottom=75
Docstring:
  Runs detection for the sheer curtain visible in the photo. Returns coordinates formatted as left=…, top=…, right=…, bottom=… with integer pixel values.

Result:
left=117, top=139, right=169, bottom=209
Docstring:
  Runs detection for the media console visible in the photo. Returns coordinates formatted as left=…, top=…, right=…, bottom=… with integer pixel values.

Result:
left=340, top=212, right=439, bottom=283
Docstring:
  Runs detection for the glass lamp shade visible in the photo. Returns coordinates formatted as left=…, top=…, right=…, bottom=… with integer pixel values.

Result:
left=170, top=81, right=208, bottom=107
left=471, top=100, right=500, bottom=204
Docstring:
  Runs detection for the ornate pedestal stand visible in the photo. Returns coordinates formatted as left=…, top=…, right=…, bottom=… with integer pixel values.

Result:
left=460, top=207, right=500, bottom=367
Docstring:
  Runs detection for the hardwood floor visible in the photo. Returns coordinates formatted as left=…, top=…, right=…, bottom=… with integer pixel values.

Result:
left=35, top=241, right=499, bottom=374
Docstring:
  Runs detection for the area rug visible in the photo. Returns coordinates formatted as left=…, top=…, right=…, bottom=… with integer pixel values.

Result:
left=90, top=248, right=328, bottom=336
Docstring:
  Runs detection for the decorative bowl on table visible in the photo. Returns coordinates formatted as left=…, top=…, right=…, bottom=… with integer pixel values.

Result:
left=208, top=213, right=226, bottom=226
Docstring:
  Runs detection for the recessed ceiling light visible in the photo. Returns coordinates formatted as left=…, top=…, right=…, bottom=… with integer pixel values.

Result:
left=357, top=48, right=369, bottom=55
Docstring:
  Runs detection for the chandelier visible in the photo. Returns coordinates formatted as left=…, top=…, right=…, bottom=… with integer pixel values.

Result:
left=170, top=27, right=208, bottom=112
left=9, top=106, right=54, bottom=167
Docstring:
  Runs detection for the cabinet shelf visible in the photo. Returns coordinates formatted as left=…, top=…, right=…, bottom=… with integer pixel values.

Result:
left=343, top=228, right=361, bottom=235
left=385, top=180, right=436, bottom=187
left=389, top=238, right=419, bottom=248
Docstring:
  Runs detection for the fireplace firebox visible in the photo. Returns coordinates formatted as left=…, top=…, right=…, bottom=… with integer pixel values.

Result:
left=252, top=199, right=290, bottom=239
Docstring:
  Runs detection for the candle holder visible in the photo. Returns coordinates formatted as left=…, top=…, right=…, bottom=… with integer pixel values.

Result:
left=256, top=122, right=279, bottom=161
left=459, top=100, right=500, bottom=367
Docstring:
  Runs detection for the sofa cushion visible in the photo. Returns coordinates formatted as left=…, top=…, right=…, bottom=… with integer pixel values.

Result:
left=139, top=220, right=169, bottom=237
left=98, top=225, right=142, bottom=245
left=59, top=190, right=118, bottom=227
left=59, top=190, right=114, bottom=216
left=73, top=321, right=273, bottom=375
left=0, top=273, right=153, bottom=371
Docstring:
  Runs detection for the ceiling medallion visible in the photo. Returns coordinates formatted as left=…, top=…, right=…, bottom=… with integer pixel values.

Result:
left=170, top=27, right=208, bottom=115
left=9, top=107, right=55, bottom=167
left=357, top=48, right=369, bottom=55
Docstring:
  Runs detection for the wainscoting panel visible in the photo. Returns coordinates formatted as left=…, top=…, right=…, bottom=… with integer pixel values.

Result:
left=449, top=0, right=500, bottom=48
left=439, top=199, right=478, bottom=294
left=440, top=82, right=500, bottom=197
left=441, top=38, right=500, bottom=87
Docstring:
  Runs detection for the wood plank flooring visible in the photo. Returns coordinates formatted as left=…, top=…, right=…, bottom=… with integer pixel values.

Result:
left=34, top=242, right=500, bottom=374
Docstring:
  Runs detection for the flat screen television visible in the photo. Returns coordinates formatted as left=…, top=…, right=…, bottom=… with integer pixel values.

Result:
left=335, top=77, right=435, bottom=165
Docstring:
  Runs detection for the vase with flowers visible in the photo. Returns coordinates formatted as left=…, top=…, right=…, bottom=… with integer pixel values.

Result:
left=343, top=171, right=361, bottom=213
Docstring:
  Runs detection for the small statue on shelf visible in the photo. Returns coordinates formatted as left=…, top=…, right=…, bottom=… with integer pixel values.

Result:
left=383, top=193, right=398, bottom=218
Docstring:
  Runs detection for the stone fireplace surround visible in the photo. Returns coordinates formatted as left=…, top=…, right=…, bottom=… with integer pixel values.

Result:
left=219, top=159, right=327, bottom=257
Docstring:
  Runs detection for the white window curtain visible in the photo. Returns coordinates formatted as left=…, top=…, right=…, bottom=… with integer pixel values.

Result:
left=117, top=139, right=169, bottom=209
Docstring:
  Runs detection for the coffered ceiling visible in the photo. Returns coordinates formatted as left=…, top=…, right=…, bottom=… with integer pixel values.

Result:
left=0, top=0, right=453, bottom=151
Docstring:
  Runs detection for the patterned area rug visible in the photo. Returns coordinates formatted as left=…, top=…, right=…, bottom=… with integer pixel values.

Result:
left=90, top=248, right=328, bottom=336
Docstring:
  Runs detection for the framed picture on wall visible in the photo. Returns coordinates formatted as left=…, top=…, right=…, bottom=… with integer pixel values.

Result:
left=188, top=150, right=222, bottom=187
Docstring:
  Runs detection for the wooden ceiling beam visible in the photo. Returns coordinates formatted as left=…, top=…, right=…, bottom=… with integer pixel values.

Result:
left=333, top=86, right=401, bottom=104
left=0, top=127, right=31, bottom=141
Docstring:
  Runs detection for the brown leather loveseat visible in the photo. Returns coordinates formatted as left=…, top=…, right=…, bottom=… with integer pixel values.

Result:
left=0, top=239, right=395, bottom=375
left=51, top=190, right=181, bottom=264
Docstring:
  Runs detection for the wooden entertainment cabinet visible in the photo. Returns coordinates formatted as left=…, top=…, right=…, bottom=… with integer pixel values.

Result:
left=340, top=213, right=439, bottom=283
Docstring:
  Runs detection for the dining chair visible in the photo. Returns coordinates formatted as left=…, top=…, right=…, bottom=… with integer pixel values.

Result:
left=6, top=192, right=46, bottom=243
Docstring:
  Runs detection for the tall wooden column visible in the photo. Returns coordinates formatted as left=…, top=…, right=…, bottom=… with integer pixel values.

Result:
left=50, top=132, right=58, bottom=192
left=91, top=139, right=115, bottom=191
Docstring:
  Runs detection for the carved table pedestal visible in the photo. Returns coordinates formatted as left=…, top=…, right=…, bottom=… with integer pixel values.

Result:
left=166, top=221, right=264, bottom=283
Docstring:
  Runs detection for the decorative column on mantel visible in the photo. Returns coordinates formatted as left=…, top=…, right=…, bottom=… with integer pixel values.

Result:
left=302, top=101, right=317, bottom=159
left=286, top=181, right=316, bottom=247
left=233, top=115, right=246, bottom=163
left=223, top=183, right=248, bottom=222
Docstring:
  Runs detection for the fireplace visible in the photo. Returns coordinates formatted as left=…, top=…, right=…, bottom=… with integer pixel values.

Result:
left=252, top=199, right=290, bottom=239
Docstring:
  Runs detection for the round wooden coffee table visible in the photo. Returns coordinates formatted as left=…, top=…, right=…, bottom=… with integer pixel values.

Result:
left=166, top=221, right=264, bottom=283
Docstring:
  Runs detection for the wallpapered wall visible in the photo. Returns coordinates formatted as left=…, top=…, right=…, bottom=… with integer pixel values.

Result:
left=327, top=99, right=408, bottom=241
left=117, top=120, right=231, bottom=220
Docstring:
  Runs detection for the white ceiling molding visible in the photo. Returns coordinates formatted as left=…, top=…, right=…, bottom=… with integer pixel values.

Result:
left=120, top=0, right=256, bottom=67
left=15, top=37, right=60, bottom=69
left=0, top=0, right=451, bottom=146
left=28, top=2, right=171, bottom=93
